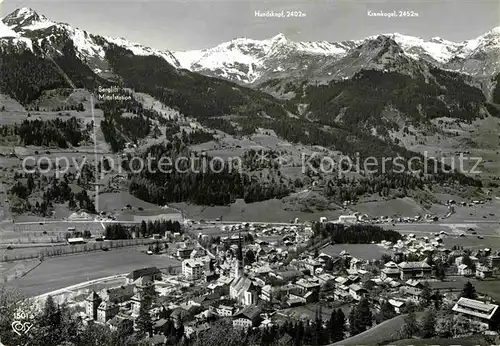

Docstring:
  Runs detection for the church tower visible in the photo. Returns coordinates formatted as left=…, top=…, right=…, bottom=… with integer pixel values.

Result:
left=85, top=290, right=102, bottom=320
left=231, top=231, right=245, bottom=278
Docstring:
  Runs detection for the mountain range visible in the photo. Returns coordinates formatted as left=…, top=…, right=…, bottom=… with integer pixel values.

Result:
left=174, top=28, right=500, bottom=87
left=0, top=7, right=498, bottom=213
left=0, top=7, right=499, bottom=142
left=2, top=8, right=499, bottom=86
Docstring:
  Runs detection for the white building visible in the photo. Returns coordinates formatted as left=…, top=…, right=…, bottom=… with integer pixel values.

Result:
left=452, top=298, right=499, bottom=330
left=338, top=215, right=357, bottom=224
left=182, top=258, right=208, bottom=280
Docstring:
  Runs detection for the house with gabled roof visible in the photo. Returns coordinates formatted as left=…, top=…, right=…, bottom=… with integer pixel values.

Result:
left=452, top=298, right=500, bottom=330
left=476, top=265, right=493, bottom=279
left=99, top=283, right=135, bottom=304
left=97, top=301, right=119, bottom=323
left=388, top=299, right=406, bottom=314
left=349, top=284, right=367, bottom=301
left=232, top=306, right=262, bottom=329
left=107, top=314, right=133, bottom=332
left=381, top=261, right=401, bottom=280
left=397, top=261, right=432, bottom=280
left=126, top=267, right=161, bottom=284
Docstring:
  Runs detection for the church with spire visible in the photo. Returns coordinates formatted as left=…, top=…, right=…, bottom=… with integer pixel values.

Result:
left=229, top=232, right=259, bottom=306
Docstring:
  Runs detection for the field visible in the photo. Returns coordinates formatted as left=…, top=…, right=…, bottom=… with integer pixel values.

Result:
left=330, top=312, right=425, bottom=346
left=388, top=335, right=494, bottom=346
left=9, top=246, right=180, bottom=297
left=279, top=302, right=352, bottom=322
left=172, top=198, right=343, bottom=223
left=352, top=197, right=430, bottom=217
left=428, top=276, right=500, bottom=302
left=0, top=259, right=40, bottom=282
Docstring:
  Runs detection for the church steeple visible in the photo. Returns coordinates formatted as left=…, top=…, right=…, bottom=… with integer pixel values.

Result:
left=232, top=230, right=244, bottom=278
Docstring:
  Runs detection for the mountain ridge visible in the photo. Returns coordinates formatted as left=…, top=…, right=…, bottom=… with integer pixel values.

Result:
left=173, top=27, right=500, bottom=86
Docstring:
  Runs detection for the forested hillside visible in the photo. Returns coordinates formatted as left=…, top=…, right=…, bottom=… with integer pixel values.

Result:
left=298, top=69, right=490, bottom=137
left=0, top=50, right=67, bottom=104
left=104, top=44, right=293, bottom=121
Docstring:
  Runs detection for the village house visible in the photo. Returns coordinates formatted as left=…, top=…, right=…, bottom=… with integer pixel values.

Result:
left=400, top=279, right=424, bottom=303
left=296, top=278, right=321, bottom=294
left=232, top=306, right=262, bottom=329
left=184, top=321, right=211, bottom=338
left=260, top=285, right=272, bottom=302
left=455, top=256, right=479, bottom=267
left=381, top=261, right=401, bottom=280
left=189, top=248, right=207, bottom=259
left=452, top=297, right=500, bottom=330
left=182, top=258, right=209, bottom=280
left=287, top=289, right=318, bottom=306
left=476, top=266, right=493, bottom=279
left=302, top=258, right=322, bottom=274
left=130, top=292, right=148, bottom=316
left=488, top=255, right=500, bottom=268
left=349, top=257, right=365, bottom=271
left=388, top=299, right=406, bottom=314
left=348, top=284, right=367, bottom=301
left=397, top=261, right=432, bottom=280
left=315, top=273, right=335, bottom=286
left=177, top=245, right=195, bottom=259
left=107, top=315, right=133, bottom=332
left=100, top=284, right=135, bottom=304
left=270, top=269, right=304, bottom=282
left=126, top=267, right=162, bottom=284
left=458, top=264, right=474, bottom=276
left=334, top=284, right=350, bottom=301
left=97, top=301, right=119, bottom=323
left=216, top=304, right=235, bottom=317
left=207, top=275, right=233, bottom=295
left=153, top=319, right=169, bottom=335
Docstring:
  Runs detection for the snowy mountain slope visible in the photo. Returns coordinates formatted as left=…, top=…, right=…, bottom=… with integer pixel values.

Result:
left=0, top=7, right=180, bottom=74
left=444, top=27, right=500, bottom=77
left=310, top=35, right=435, bottom=82
left=175, top=33, right=359, bottom=84
left=0, top=21, right=18, bottom=38
left=174, top=28, right=500, bottom=85
left=0, top=16, right=34, bottom=52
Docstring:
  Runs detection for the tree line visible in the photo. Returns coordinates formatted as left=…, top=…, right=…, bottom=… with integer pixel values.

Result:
left=313, top=223, right=403, bottom=244
left=104, top=220, right=182, bottom=240
left=18, top=117, right=91, bottom=148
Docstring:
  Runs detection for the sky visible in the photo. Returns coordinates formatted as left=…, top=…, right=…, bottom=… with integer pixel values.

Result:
left=1, top=0, right=499, bottom=51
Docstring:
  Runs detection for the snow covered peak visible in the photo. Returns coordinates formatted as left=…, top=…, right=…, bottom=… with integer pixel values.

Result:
left=270, top=33, right=287, bottom=43
left=485, top=26, right=500, bottom=37
left=15, top=7, right=38, bottom=18
left=1, top=7, right=181, bottom=71
left=6, top=7, right=41, bottom=20
left=173, top=34, right=356, bottom=84
left=2, top=7, right=51, bottom=30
